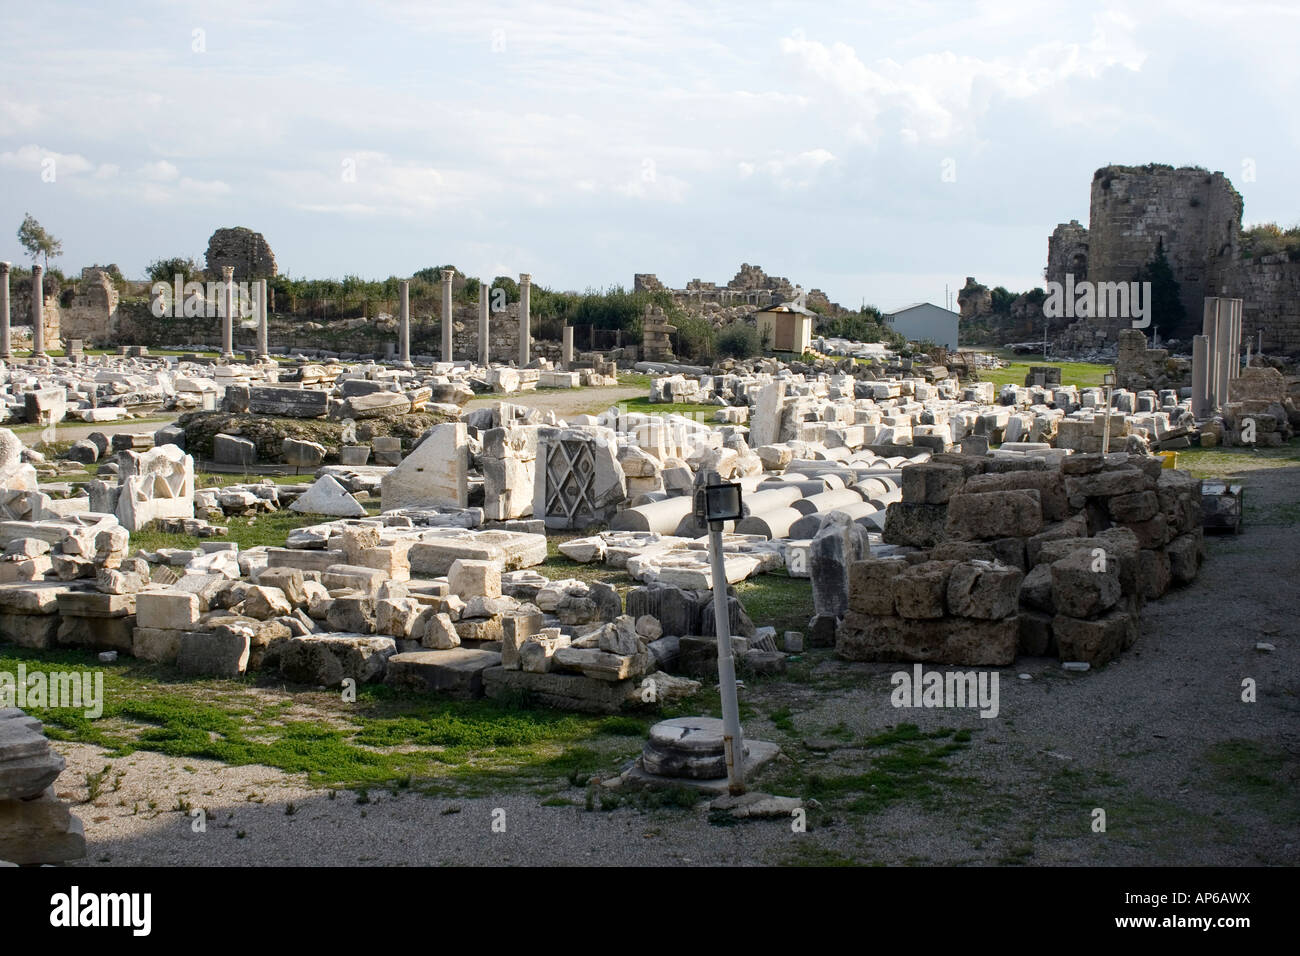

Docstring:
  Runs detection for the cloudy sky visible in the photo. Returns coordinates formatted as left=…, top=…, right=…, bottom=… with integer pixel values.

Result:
left=1, top=0, right=1295, bottom=310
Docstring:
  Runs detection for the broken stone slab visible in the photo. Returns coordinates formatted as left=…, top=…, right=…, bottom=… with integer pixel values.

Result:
left=277, top=634, right=397, bottom=687
left=134, top=589, right=200, bottom=630
left=0, top=787, right=85, bottom=865
left=380, top=421, right=467, bottom=512
left=289, top=474, right=367, bottom=518
left=248, top=386, right=329, bottom=418
left=0, top=751, right=66, bottom=801
left=176, top=629, right=250, bottom=678
left=383, top=648, right=501, bottom=698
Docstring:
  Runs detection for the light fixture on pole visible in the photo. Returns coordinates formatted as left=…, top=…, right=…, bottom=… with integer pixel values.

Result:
left=696, top=477, right=746, bottom=795
left=1101, top=371, right=1116, bottom=455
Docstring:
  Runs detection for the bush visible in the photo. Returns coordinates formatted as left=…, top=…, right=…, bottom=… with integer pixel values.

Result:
left=715, top=322, right=761, bottom=359
left=674, top=314, right=714, bottom=361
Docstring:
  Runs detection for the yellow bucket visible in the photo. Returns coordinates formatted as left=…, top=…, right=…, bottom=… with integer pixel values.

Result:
left=1159, top=451, right=1178, bottom=469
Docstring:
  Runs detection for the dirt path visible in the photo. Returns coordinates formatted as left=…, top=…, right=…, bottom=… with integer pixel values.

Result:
left=45, top=460, right=1300, bottom=866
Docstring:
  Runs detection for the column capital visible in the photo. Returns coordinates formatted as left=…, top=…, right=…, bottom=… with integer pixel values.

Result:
left=441, top=269, right=454, bottom=282
left=221, top=266, right=235, bottom=281
left=31, top=263, right=43, bottom=275
left=519, top=273, right=531, bottom=285
left=0, top=261, right=10, bottom=275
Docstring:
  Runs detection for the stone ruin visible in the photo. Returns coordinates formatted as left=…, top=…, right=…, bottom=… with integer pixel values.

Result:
left=205, top=226, right=278, bottom=280
left=840, top=450, right=1204, bottom=668
left=0, top=709, right=85, bottom=865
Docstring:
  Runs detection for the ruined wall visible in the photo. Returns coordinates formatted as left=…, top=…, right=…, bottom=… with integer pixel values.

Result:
left=1086, top=165, right=1242, bottom=336
left=59, top=268, right=119, bottom=345
left=9, top=275, right=62, bottom=348
left=1046, top=220, right=1089, bottom=288
left=1217, top=254, right=1300, bottom=353
left=957, top=277, right=992, bottom=320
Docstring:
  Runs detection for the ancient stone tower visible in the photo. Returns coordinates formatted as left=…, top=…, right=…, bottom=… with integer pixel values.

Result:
left=1085, top=165, right=1242, bottom=335
left=205, top=227, right=278, bottom=280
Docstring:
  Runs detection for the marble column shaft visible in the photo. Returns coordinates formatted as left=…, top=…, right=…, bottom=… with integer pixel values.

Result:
left=519, top=273, right=531, bottom=367
left=441, top=269, right=454, bottom=362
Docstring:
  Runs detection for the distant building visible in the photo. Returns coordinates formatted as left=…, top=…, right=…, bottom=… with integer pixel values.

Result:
left=755, top=300, right=815, bottom=354
left=882, top=302, right=960, bottom=350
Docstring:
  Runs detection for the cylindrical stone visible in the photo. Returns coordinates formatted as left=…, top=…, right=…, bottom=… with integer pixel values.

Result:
left=398, top=279, right=411, bottom=366
left=608, top=495, right=693, bottom=534
left=519, top=273, right=531, bottom=367
left=0, top=261, right=10, bottom=359
left=735, top=506, right=804, bottom=539
left=221, top=266, right=235, bottom=359
left=789, top=488, right=866, bottom=516
left=256, top=278, right=269, bottom=358
left=478, top=279, right=490, bottom=367
left=1191, top=333, right=1209, bottom=418
left=441, top=269, right=454, bottom=363
left=562, top=326, right=574, bottom=369
left=30, top=264, right=45, bottom=357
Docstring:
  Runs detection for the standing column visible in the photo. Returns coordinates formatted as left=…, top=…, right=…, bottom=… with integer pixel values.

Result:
left=518, top=273, right=531, bottom=367
left=256, top=278, right=270, bottom=360
left=441, top=269, right=454, bottom=362
left=0, top=261, right=10, bottom=361
left=478, top=278, right=490, bottom=367
left=30, top=264, right=46, bottom=358
left=1229, top=299, right=1242, bottom=380
left=398, top=279, right=411, bottom=367
left=1202, top=298, right=1219, bottom=412
left=562, top=325, right=574, bottom=369
left=1216, top=301, right=1232, bottom=413
left=1191, top=334, right=1209, bottom=418
left=220, top=266, right=235, bottom=361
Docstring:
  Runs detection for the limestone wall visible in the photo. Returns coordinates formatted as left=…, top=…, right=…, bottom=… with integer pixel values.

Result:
left=1216, top=254, right=1300, bottom=354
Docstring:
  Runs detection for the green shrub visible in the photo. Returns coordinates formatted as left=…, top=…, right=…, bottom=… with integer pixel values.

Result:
left=715, top=322, right=760, bottom=359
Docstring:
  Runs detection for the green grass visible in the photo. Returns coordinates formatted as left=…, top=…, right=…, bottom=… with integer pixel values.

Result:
left=129, top=508, right=328, bottom=555
left=1174, top=439, right=1300, bottom=480
left=1, top=645, right=648, bottom=794
left=979, top=352, right=1112, bottom=390
left=621, top=395, right=719, bottom=418
left=769, top=724, right=976, bottom=818
left=733, top=571, right=813, bottom=636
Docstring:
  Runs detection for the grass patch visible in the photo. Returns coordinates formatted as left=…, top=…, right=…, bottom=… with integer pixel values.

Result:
left=2, top=645, right=644, bottom=794
left=979, top=352, right=1112, bottom=390
left=733, top=571, right=813, bottom=636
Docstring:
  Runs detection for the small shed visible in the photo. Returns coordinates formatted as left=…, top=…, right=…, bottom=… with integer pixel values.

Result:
left=883, top=302, right=960, bottom=350
left=756, top=301, right=815, bottom=354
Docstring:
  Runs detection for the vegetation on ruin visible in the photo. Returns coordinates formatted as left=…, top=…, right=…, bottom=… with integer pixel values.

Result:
left=818, top=307, right=906, bottom=349
left=1239, top=222, right=1300, bottom=261
left=980, top=352, right=1113, bottom=389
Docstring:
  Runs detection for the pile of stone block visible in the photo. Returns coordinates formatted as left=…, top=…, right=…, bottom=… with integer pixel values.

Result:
left=0, top=708, right=85, bottom=865
left=841, top=449, right=1205, bottom=667
left=837, top=558, right=1023, bottom=665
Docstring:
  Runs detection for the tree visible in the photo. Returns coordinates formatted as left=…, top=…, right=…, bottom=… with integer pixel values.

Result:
left=17, top=213, right=62, bottom=269
left=147, top=256, right=201, bottom=284
left=1135, top=240, right=1186, bottom=338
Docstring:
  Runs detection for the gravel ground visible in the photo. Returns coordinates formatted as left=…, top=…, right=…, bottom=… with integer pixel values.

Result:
left=45, top=458, right=1299, bottom=867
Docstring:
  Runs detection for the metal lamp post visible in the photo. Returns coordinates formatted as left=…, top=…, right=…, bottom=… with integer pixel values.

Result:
left=1101, top=371, right=1116, bottom=455
left=697, top=479, right=746, bottom=795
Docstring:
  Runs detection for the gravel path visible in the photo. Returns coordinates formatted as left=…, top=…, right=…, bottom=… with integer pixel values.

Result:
left=465, top=385, right=645, bottom=419
left=46, top=458, right=1299, bottom=867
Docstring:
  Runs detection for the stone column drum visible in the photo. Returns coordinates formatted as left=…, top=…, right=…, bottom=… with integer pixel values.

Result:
left=519, top=273, right=531, bottom=367
left=562, top=326, right=574, bottom=369
left=441, top=269, right=454, bottom=362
